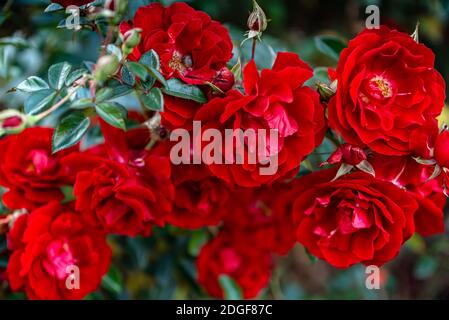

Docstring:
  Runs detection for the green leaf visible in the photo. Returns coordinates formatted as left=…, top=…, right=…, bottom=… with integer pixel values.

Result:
left=66, top=68, right=88, bottom=86
left=101, top=266, right=123, bottom=295
left=71, top=98, right=94, bottom=109
left=24, top=89, right=58, bottom=115
left=96, top=88, right=114, bottom=103
left=121, top=66, right=135, bottom=86
left=44, top=3, right=64, bottom=12
left=162, top=78, right=207, bottom=103
left=106, top=44, right=123, bottom=61
left=148, top=67, right=167, bottom=87
left=108, top=85, right=133, bottom=100
left=127, top=62, right=149, bottom=81
left=48, top=62, right=72, bottom=90
left=139, top=49, right=160, bottom=70
left=16, top=76, right=49, bottom=92
left=187, top=230, right=208, bottom=257
left=95, top=102, right=127, bottom=130
left=142, top=87, right=164, bottom=111
left=314, top=35, right=347, bottom=61
left=219, top=275, right=243, bottom=300
left=52, top=111, right=90, bottom=153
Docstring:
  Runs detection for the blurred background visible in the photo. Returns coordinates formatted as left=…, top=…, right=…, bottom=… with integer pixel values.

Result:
left=1, top=0, right=449, bottom=300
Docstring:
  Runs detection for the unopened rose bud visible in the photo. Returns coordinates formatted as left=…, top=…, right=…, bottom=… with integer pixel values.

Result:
left=212, top=67, right=235, bottom=93
left=247, top=0, right=267, bottom=33
left=323, top=144, right=367, bottom=166
left=122, top=28, right=142, bottom=57
left=0, top=110, right=27, bottom=135
left=434, top=129, right=449, bottom=168
left=94, top=55, right=120, bottom=82
left=317, top=80, right=337, bottom=102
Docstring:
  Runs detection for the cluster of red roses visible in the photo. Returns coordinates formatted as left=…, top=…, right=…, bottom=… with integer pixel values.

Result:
left=1, top=1, right=448, bottom=300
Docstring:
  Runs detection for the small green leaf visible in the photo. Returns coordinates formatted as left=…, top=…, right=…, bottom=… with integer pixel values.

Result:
left=108, top=85, right=133, bottom=100
left=139, top=49, right=160, bottom=70
left=142, top=87, right=164, bottom=111
left=127, top=62, right=148, bottom=81
left=48, top=62, right=72, bottom=90
left=148, top=67, right=167, bottom=87
left=121, top=66, right=135, bottom=86
left=53, top=111, right=90, bottom=153
left=24, top=89, right=58, bottom=115
left=315, top=35, right=347, bottom=61
left=187, top=230, right=208, bottom=257
left=95, top=102, right=127, bottom=130
left=162, top=78, right=207, bottom=103
left=219, top=275, right=243, bottom=300
left=66, top=68, right=88, bottom=86
left=71, top=98, right=94, bottom=109
left=106, top=44, right=123, bottom=61
left=44, top=3, right=64, bottom=12
left=96, top=88, right=114, bottom=103
left=16, top=76, right=49, bottom=92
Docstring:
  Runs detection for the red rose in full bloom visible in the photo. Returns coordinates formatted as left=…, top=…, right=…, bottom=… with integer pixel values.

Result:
left=328, top=26, right=445, bottom=156
left=370, top=154, right=446, bottom=236
left=65, top=121, right=174, bottom=236
left=197, top=232, right=272, bottom=299
left=223, top=183, right=297, bottom=255
left=292, top=169, right=418, bottom=268
left=194, top=52, right=326, bottom=187
left=120, top=2, right=233, bottom=85
left=52, top=0, right=93, bottom=7
left=0, top=127, right=79, bottom=210
left=7, top=202, right=111, bottom=300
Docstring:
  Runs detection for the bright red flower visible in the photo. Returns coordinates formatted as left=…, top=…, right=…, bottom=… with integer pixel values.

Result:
left=197, top=231, right=272, bottom=299
left=328, top=26, right=445, bottom=156
left=0, top=127, right=79, bottom=210
left=161, top=95, right=200, bottom=130
left=194, top=52, right=326, bottom=187
left=370, top=154, right=446, bottom=237
left=7, top=202, right=111, bottom=300
left=51, top=0, right=93, bottom=7
left=323, top=144, right=367, bottom=166
left=292, top=169, right=418, bottom=268
left=66, top=122, right=174, bottom=236
left=120, top=2, right=233, bottom=85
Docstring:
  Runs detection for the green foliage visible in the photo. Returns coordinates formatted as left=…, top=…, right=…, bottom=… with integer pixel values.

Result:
left=52, top=111, right=91, bottom=153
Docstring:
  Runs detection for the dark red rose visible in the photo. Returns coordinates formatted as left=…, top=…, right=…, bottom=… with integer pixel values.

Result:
left=328, top=26, right=445, bottom=156
left=66, top=121, right=174, bottom=236
left=197, top=231, right=272, bottom=299
left=409, top=119, right=439, bottom=159
left=120, top=2, right=233, bottom=85
left=292, top=169, right=418, bottom=268
left=7, top=202, right=111, bottom=300
left=370, top=154, right=446, bottom=236
left=0, top=127, right=79, bottom=210
left=323, top=144, right=367, bottom=166
left=161, top=95, right=200, bottom=130
left=211, top=67, right=235, bottom=93
left=434, top=129, right=449, bottom=168
left=52, top=0, right=93, bottom=7
left=194, top=52, right=326, bottom=187
left=223, top=183, right=297, bottom=255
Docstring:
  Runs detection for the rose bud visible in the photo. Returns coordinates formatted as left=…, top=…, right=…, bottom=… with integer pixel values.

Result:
left=323, top=144, right=367, bottom=166
left=122, top=28, right=142, bottom=57
left=316, top=80, right=337, bottom=102
left=434, top=129, right=449, bottom=168
left=247, top=0, right=267, bottom=33
left=211, top=67, right=235, bottom=93
left=0, top=110, right=27, bottom=136
left=94, top=54, right=120, bottom=82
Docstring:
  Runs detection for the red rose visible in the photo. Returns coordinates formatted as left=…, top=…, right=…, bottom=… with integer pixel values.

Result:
left=434, top=129, right=449, bottom=168
left=52, top=0, right=93, bottom=7
left=161, top=95, right=200, bottom=130
left=323, top=144, right=367, bottom=166
left=194, top=52, right=326, bottom=187
left=7, top=202, right=111, bottom=300
left=0, top=127, right=79, bottom=210
left=197, top=232, right=272, bottom=299
left=223, top=183, right=297, bottom=255
left=370, top=154, right=446, bottom=236
left=66, top=121, right=174, bottom=236
left=328, top=26, right=445, bottom=156
left=120, top=2, right=233, bottom=85
left=292, top=169, right=418, bottom=268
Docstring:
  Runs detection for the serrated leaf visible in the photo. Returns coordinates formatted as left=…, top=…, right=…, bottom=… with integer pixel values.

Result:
left=139, top=49, right=160, bottom=70
left=44, top=3, right=64, bottom=12
left=53, top=111, right=90, bottom=153
left=66, top=68, right=88, bottom=86
left=24, top=89, right=58, bottom=115
left=219, top=275, right=243, bottom=300
left=16, top=76, right=49, bottom=92
left=162, top=78, right=207, bottom=103
left=48, top=62, right=72, bottom=90
left=142, top=87, right=164, bottom=111
left=127, top=62, right=149, bottom=81
left=315, top=35, right=347, bottom=61
left=121, top=66, right=135, bottom=86
left=95, top=102, right=127, bottom=130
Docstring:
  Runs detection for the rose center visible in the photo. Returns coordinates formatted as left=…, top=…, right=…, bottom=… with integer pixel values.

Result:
left=168, top=51, right=192, bottom=72
left=366, top=75, right=393, bottom=100
left=42, top=239, right=77, bottom=280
